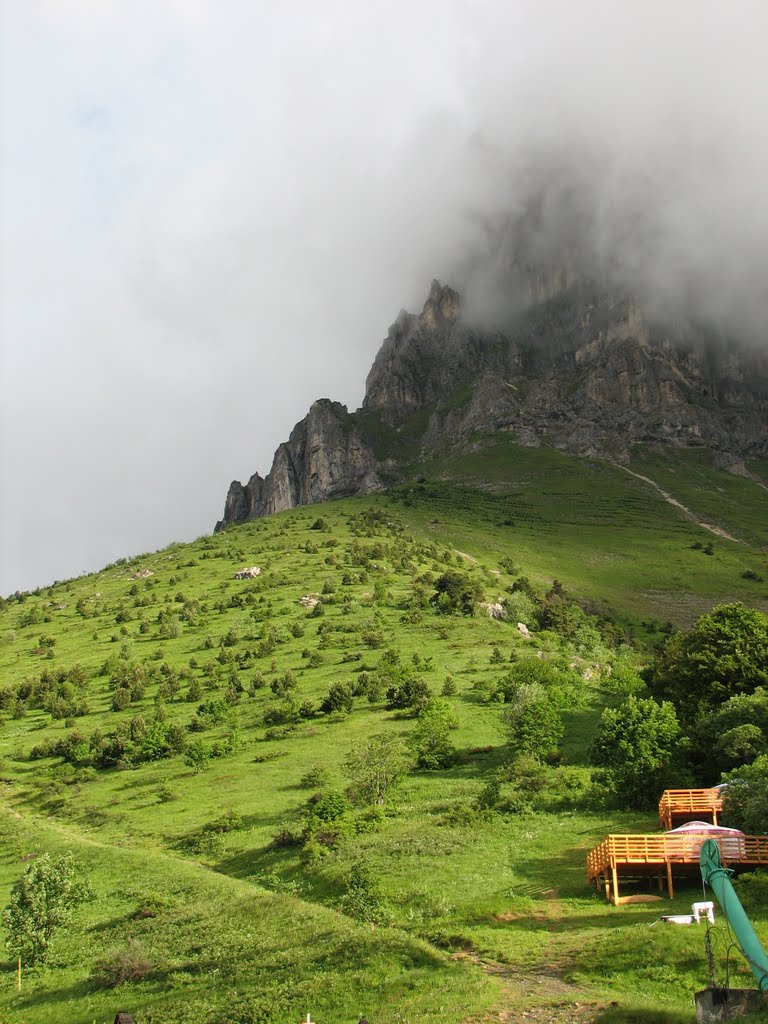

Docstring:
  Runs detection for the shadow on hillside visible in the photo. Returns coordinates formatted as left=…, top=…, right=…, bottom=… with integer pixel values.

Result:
left=211, top=842, right=295, bottom=881
left=116, top=773, right=168, bottom=792
left=498, top=843, right=611, bottom=901
left=87, top=911, right=136, bottom=933
left=495, top=839, right=710, bottom=910
left=480, top=908, right=665, bottom=934
left=212, top=845, right=347, bottom=905
left=593, top=1008, right=692, bottom=1024
left=14, top=958, right=223, bottom=1015
left=560, top=706, right=602, bottom=764
left=410, top=744, right=507, bottom=781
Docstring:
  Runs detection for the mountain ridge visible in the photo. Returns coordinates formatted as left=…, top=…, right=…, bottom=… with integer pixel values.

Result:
left=217, top=276, right=768, bottom=531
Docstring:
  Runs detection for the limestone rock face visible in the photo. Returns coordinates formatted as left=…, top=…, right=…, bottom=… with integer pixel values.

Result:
left=215, top=400, right=383, bottom=530
left=362, top=282, right=768, bottom=461
left=216, top=277, right=768, bottom=531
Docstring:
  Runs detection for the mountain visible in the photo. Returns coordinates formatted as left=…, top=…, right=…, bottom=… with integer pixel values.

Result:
left=4, top=465, right=768, bottom=1023
left=216, top=275, right=768, bottom=531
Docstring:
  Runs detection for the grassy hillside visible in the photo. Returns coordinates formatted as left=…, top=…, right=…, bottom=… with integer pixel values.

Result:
left=1, top=443, right=767, bottom=1024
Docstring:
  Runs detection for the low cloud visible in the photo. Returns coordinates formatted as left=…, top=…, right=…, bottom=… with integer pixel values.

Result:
left=2, top=1, right=766, bottom=592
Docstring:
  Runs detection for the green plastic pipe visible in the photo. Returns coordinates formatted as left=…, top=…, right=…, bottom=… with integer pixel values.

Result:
left=700, top=838, right=768, bottom=992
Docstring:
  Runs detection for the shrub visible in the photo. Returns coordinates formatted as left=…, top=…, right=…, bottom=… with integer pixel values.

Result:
left=589, top=696, right=684, bottom=809
left=320, top=682, right=354, bottom=715
left=503, top=693, right=563, bottom=761
left=344, top=733, right=411, bottom=805
left=308, top=790, right=350, bottom=822
left=430, top=571, right=483, bottom=615
left=92, top=939, right=153, bottom=987
left=409, top=698, right=458, bottom=770
left=300, top=764, right=331, bottom=789
left=386, top=675, right=431, bottom=713
left=184, top=740, right=211, bottom=774
left=341, top=862, right=389, bottom=924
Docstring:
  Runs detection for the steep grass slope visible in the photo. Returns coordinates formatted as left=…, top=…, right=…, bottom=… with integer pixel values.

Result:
left=1, top=443, right=767, bottom=1024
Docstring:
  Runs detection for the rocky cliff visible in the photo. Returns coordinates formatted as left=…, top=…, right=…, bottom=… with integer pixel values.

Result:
left=216, top=276, right=768, bottom=530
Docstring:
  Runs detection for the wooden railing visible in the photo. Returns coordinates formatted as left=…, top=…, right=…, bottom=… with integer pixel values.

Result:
left=587, top=832, right=768, bottom=882
left=658, top=788, right=724, bottom=829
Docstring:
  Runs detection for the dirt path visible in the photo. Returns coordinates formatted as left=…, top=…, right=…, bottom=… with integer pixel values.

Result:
left=455, top=949, right=601, bottom=1024
left=613, top=464, right=742, bottom=543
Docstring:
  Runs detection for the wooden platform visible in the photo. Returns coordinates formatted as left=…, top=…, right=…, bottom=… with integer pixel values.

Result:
left=587, top=833, right=768, bottom=905
left=658, top=788, right=724, bottom=830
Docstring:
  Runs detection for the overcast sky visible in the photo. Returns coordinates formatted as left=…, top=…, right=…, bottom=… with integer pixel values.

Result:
left=2, top=2, right=767, bottom=595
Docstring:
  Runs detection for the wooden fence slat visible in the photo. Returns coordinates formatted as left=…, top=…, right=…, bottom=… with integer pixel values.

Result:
left=586, top=832, right=768, bottom=889
left=658, top=788, right=724, bottom=828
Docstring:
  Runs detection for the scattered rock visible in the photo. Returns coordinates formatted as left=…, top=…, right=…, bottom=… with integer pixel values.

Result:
left=234, top=566, right=261, bottom=579
left=481, top=602, right=506, bottom=620
left=299, top=594, right=321, bottom=608
left=517, top=622, right=532, bottom=638
left=133, top=569, right=154, bottom=579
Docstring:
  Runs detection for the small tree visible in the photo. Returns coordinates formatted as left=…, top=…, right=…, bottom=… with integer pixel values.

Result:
left=589, top=696, right=684, bottom=808
left=3, top=853, right=91, bottom=967
left=647, top=603, right=768, bottom=724
left=320, top=681, right=354, bottom=715
left=343, top=733, right=411, bottom=805
left=184, top=740, right=211, bottom=774
left=341, top=862, right=388, bottom=924
left=409, top=698, right=458, bottom=769
left=722, top=756, right=768, bottom=833
left=503, top=689, right=563, bottom=761
left=430, top=572, right=483, bottom=616
left=385, top=674, right=431, bottom=713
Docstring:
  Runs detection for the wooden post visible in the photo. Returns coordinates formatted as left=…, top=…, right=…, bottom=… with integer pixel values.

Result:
left=666, top=861, right=674, bottom=899
left=17, top=958, right=21, bottom=992
left=610, top=863, right=619, bottom=906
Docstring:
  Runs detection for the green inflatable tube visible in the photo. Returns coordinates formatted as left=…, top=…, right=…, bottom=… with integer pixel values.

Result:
left=700, top=838, right=768, bottom=992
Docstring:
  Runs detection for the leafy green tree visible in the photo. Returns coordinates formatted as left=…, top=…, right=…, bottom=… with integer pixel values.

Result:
left=715, top=725, right=765, bottom=773
left=320, top=681, right=354, bottom=715
left=589, top=696, right=684, bottom=808
left=691, top=688, right=768, bottom=777
left=503, top=688, right=563, bottom=761
left=341, top=862, right=388, bottom=924
left=3, top=853, right=91, bottom=966
left=386, top=673, right=431, bottom=713
left=491, top=658, right=577, bottom=707
left=647, top=603, right=768, bottom=724
left=343, top=733, right=411, bottom=805
left=409, top=698, right=458, bottom=769
left=430, top=572, right=483, bottom=616
left=722, top=757, right=768, bottom=832
left=184, top=740, right=211, bottom=774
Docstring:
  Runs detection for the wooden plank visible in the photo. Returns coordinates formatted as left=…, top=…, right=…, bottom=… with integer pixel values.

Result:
left=586, top=830, right=768, bottom=901
left=658, top=788, right=724, bottom=829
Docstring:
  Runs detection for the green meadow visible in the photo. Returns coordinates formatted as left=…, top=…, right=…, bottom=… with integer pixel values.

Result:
left=1, top=442, right=767, bottom=1024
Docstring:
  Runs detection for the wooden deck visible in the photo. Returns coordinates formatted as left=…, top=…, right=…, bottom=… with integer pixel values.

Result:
left=587, top=833, right=768, bottom=905
left=658, top=788, right=724, bottom=830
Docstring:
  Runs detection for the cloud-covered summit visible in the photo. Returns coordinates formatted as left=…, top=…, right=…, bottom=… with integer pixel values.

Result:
left=3, top=1, right=767, bottom=592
